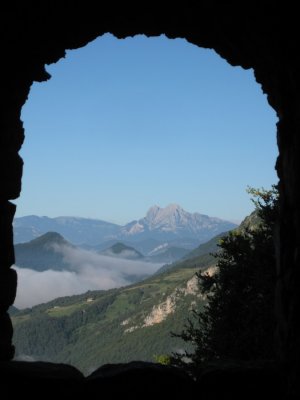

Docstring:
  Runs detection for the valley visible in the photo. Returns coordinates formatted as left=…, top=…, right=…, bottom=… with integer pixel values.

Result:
left=12, top=232, right=220, bottom=374
left=12, top=261, right=214, bottom=375
left=11, top=204, right=236, bottom=374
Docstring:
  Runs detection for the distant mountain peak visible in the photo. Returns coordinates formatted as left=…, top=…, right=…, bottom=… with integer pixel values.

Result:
left=165, top=203, right=183, bottom=211
left=110, top=242, right=135, bottom=254
left=14, top=231, right=72, bottom=272
left=146, top=203, right=183, bottom=217
left=41, top=231, right=64, bottom=240
left=122, top=204, right=237, bottom=244
left=146, top=203, right=184, bottom=220
left=13, top=215, right=121, bottom=245
left=100, top=242, right=144, bottom=260
left=145, top=205, right=161, bottom=220
left=14, top=208, right=238, bottom=250
left=30, top=231, right=69, bottom=246
left=144, top=203, right=188, bottom=229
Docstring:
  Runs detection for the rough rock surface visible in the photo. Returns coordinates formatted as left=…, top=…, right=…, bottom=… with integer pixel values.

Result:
left=0, top=360, right=282, bottom=398
left=1, top=3, right=299, bottom=397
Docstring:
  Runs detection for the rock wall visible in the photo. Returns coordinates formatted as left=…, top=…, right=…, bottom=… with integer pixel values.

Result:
left=1, top=2, right=299, bottom=396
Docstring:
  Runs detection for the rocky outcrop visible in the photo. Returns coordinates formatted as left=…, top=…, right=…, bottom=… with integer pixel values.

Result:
left=0, top=202, right=17, bottom=360
left=143, top=294, right=177, bottom=327
left=0, top=359, right=282, bottom=398
left=87, top=361, right=194, bottom=396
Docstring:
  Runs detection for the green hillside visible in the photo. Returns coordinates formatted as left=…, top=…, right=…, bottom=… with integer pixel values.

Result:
left=182, top=232, right=224, bottom=260
left=155, top=234, right=221, bottom=275
left=12, top=261, right=214, bottom=375
left=14, top=232, right=73, bottom=271
left=100, top=242, right=144, bottom=259
left=148, top=246, right=189, bottom=263
left=12, top=210, right=265, bottom=376
left=156, top=212, right=261, bottom=276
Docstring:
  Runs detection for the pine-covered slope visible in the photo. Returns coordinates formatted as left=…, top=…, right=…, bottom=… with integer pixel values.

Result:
left=12, top=261, right=214, bottom=375
left=12, top=211, right=259, bottom=376
left=14, top=232, right=73, bottom=271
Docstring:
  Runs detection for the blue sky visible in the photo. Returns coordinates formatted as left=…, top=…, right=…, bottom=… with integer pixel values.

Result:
left=16, top=33, right=278, bottom=225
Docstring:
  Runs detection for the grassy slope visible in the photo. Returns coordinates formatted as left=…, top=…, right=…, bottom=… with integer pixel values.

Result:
left=12, top=264, right=211, bottom=375
left=12, top=216, right=253, bottom=375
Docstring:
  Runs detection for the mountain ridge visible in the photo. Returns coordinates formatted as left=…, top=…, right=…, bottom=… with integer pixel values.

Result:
left=13, top=215, right=120, bottom=245
left=11, top=209, right=259, bottom=375
left=99, top=242, right=144, bottom=260
left=12, top=255, right=212, bottom=374
left=121, top=204, right=235, bottom=243
left=14, top=205, right=237, bottom=251
left=14, top=231, right=74, bottom=271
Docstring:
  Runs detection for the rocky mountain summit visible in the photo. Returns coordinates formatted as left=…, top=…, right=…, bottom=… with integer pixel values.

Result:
left=14, top=205, right=237, bottom=252
left=121, top=204, right=236, bottom=245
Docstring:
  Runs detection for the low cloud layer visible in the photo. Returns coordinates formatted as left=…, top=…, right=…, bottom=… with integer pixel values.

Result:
left=14, top=245, right=161, bottom=309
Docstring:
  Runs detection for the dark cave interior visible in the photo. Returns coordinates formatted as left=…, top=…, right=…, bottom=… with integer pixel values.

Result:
left=1, top=3, right=299, bottom=398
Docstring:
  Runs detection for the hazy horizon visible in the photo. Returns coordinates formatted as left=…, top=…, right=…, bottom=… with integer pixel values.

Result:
left=14, top=202, right=242, bottom=226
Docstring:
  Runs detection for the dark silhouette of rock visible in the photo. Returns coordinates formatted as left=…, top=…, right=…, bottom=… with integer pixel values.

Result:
left=86, top=361, right=195, bottom=395
left=0, top=2, right=300, bottom=397
left=0, top=360, right=83, bottom=381
left=0, top=360, right=83, bottom=396
left=194, top=361, right=284, bottom=400
left=0, top=359, right=283, bottom=398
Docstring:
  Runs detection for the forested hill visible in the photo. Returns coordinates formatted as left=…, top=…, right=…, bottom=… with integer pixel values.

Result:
left=12, top=251, right=217, bottom=375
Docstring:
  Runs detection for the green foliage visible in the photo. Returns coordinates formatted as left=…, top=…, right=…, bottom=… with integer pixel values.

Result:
left=172, top=186, right=279, bottom=371
left=12, top=264, right=209, bottom=375
left=153, top=354, right=172, bottom=365
left=246, top=185, right=279, bottom=229
left=157, top=251, right=216, bottom=275
left=182, top=233, right=224, bottom=260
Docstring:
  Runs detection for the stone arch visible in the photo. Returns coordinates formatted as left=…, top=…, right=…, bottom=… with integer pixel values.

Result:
left=1, top=3, right=299, bottom=396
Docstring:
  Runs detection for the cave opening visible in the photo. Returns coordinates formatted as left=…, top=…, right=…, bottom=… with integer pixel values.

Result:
left=11, top=33, right=278, bottom=373
left=2, top=4, right=300, bottom=397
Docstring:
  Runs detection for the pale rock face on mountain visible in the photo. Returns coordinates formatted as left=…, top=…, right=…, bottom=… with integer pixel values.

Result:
left=126, top=222, right=145, bottom=235
left=120, top=204, right=236, bottom=245
left=13, top=205, right=237, bottom=250
left=145, top=204, right=189, bottom=231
